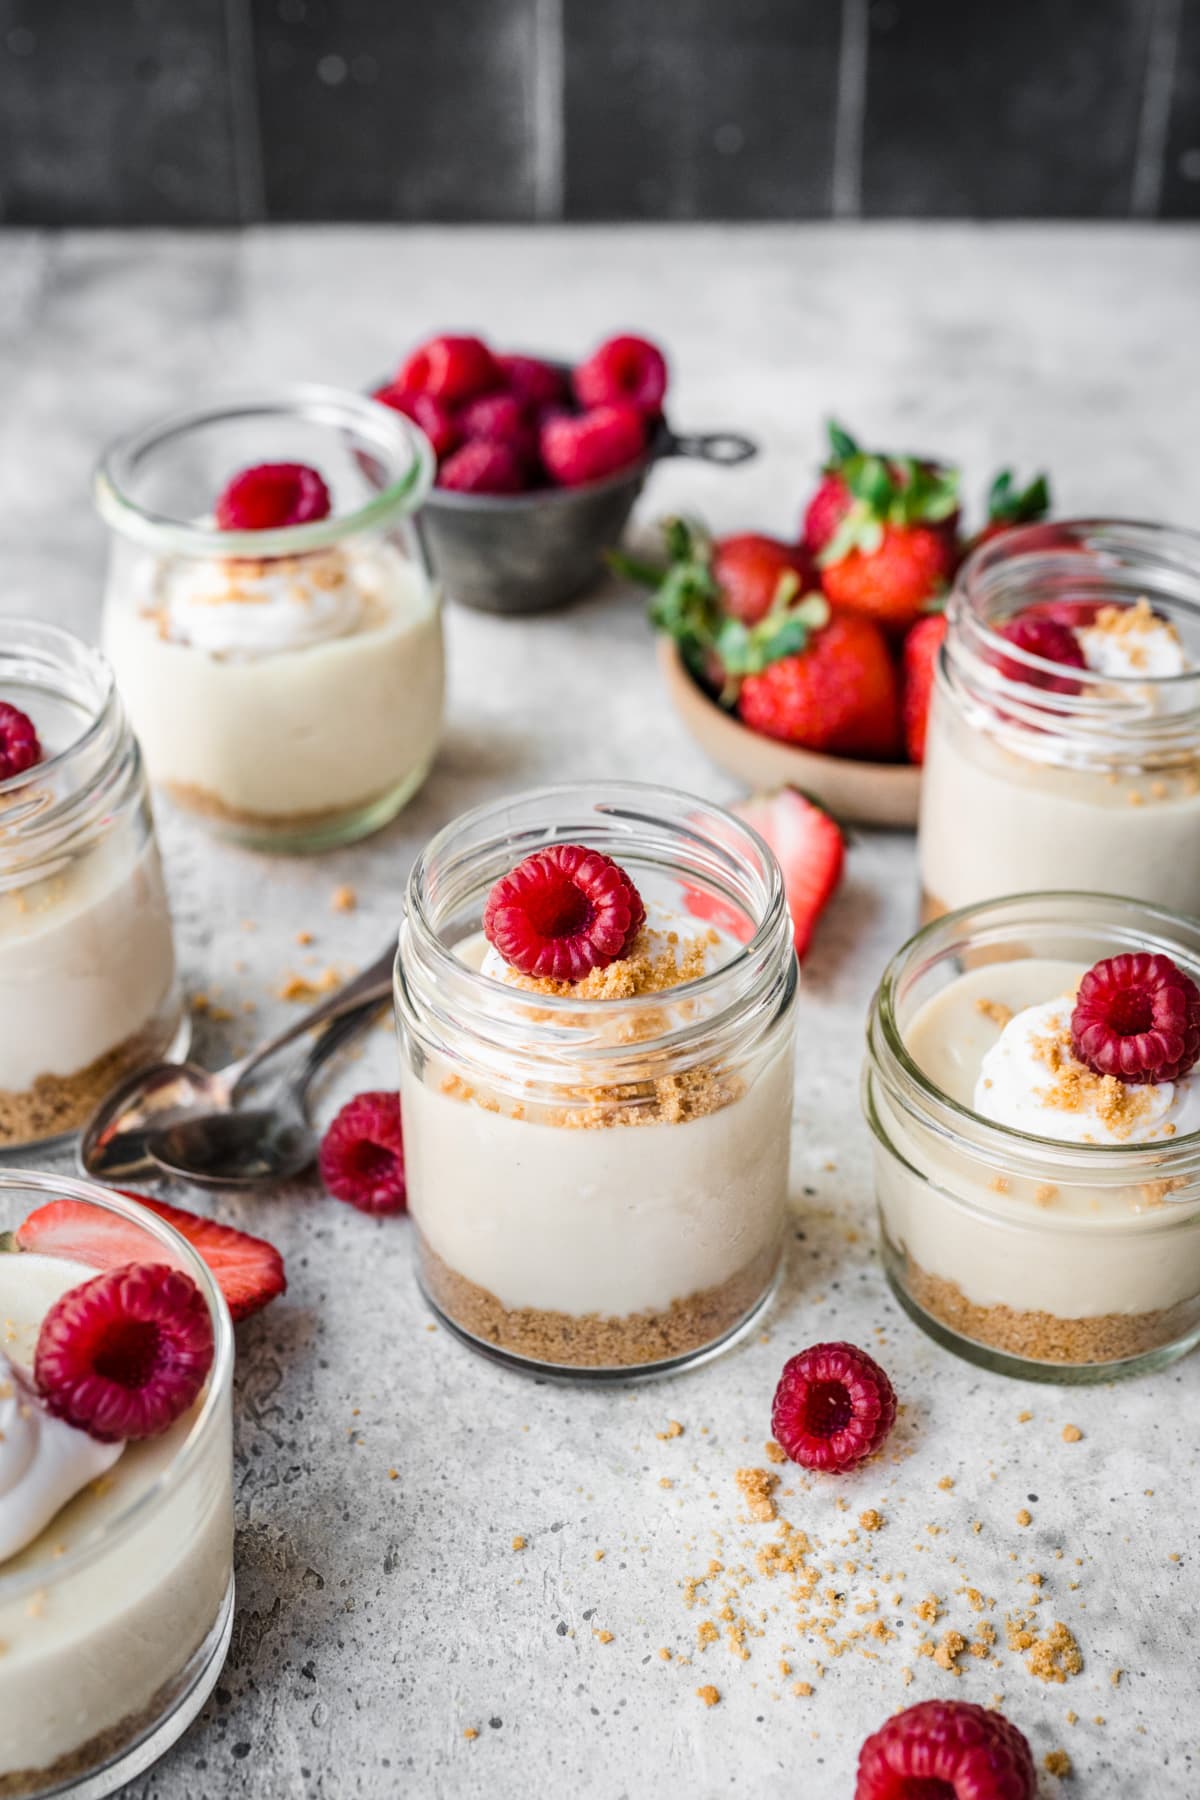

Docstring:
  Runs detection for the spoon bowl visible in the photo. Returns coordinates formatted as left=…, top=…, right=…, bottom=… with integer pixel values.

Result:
left=150, top=1108, right=316, bottom=1188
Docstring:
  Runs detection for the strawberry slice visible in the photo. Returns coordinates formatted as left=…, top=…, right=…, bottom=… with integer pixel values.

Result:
left=712, top=789, right=845, bottom=960
left=14, top=1194, right=285, bottom=1324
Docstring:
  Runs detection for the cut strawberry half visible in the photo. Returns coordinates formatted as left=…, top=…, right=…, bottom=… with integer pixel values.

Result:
left=16, top=1194, right=286, bottom=1324
left=685, top=789, right=845, bottom=961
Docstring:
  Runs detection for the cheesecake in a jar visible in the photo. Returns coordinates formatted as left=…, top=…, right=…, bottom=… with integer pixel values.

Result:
left=395, top=783, right=798, bottom=1376
left=0, top=1172, right=233, bottom=1797
left=920, top=521, right=1200, bottom=921
left=864, top=891, right=1200, bottom=1381
left=0, top=620, right=184, bottom=1149
left=96, top=387, right=444, bottom=853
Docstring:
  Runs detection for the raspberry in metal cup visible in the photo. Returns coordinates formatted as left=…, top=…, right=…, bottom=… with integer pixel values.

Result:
left=920, top=520, right=1200, bottom=922
left=863, top=890, right=1200, bottom=1382
left=394, top=782, right=798, bottom=1377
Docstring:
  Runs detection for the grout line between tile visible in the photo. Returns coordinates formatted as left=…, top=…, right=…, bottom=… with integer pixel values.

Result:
left=1131, top=0, right=1182, bottom=218
left=532, top=0, right=565, bottom=221
left=224, top=0, right=267, bottom=224
left=832, top=0, right=869, bottom=219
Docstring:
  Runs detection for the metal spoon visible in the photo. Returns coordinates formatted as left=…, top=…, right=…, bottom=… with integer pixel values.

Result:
left=78, top=941, right=397, bottom=1183
left=147, top=996, right=388, bottom=1189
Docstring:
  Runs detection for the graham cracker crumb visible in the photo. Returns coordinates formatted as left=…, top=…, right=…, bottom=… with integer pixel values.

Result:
left=278, top=966, right=342, bottom=1002
left=858, top=1509, right=885, bottom=1532
left=934, top=1629, right=967, bottom=1674
left=1016, top=1510, right=1032, bottom=1527
left=463, top=1726, right=479, bottom=1741
left=594, top=1550, right=605, bottom=1561
left=1044, top=1749, right=1072, bottom=1778
left=507, top=923, right=719, bottom=1001
left=792, top=1681, right=814, bottom=1697
left=1021, top=1619, right=1083, bottom=1683
left=765, top=1440, right=787, bottom=1464
left=1066, top=1710, right=1078, bottom=1725
left=331, top=884, right=357, bottom=913
left=1061, top=1424, right=1083, bottom=1443
left=976, top=997, right=1014, bottom=1028
left=912, top=1594, right=941, bottom=1624
left=1029, top=1016, right=1154, bottom=1140
left=696, top=1685, right=721, bottom=1707
left=937, top=1475, right=955, bottom=1491
left=388, top=1468, right=398, bottom=1481
left=511, top=1535, right=526, bottom=1551
left=1018, top=1411, right=1033, bottom=1423
left=658, top=1647, right=672, bottom=1661
left=596, top=1630, right=614, bottom=1644
left=295, top=929, right=314, bottom=946
left=736, top=1468, right=779, bottom=1522
left=656, top=1420, right=684, bottom=1440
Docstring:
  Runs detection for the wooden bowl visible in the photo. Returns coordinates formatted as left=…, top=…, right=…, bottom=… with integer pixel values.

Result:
left=657, top=638, right=921, bottom=829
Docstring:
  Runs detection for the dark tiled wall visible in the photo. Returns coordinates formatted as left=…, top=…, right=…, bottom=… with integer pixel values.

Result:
left=1, top=0, right=1197, bottom=225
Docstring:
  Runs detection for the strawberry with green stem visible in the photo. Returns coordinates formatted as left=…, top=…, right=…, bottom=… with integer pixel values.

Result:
left=969, top=468, right=1051, bottom=550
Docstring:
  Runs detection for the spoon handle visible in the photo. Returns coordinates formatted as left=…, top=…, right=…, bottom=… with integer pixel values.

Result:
left=225, top=941, right=397, bottom=1099
left=281, top=997, right=390, bottom=1113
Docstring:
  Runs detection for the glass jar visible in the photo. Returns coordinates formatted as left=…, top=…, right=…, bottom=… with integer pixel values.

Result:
left=919, top=520, right=1200, bottom=921
left=0, top=1170, right=234, bottom=1797
left=0, top=620, right=185, bottom=1153
left=394, top=781, right=798, bottom=1378
left=863, top=891, right=1200, bottom=1383
left=95, top=386, right=442, bottom=854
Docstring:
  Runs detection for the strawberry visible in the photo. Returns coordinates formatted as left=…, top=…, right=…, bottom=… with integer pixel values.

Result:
left=732, top=790, right=845, bottom=959
left=969, top=469, right=1051, bottom=551
left=737, top=611, right=901, bottom=760
left=712, top=534, right=818, bottom=627
left=15, top=1194, right=286, bottom=1324
left=901, top=612, right=947, bottom=765
left=806, top=424, right=960, bottom=632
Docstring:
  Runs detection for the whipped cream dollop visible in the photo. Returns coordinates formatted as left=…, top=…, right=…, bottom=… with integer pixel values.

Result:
left=1076, top=601, right=1191, bottom=681
left=156, top=547, right=365, bottom=658
left=974, top=996, right=1200, bottom=1145
left=0, top=1353, right=123, bottom=1563
left=479, top=898, right=731, bottom=989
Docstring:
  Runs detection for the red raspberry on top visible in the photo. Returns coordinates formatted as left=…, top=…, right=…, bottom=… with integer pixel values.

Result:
left=215, top=462, right=331, bottom=532
left=483, top=845, right=646, bottom=982
left=771, top=1341, right=897, bottom=1473
left=0, top=701, right=42, bottom=781
left=35, top=1263, right=214, bottom=1443
left=437, top=439, right=526, bottom=495
left=398, top=334, right=499, bottom=404
left=998, top=614, right=1086, bottom=692
left=1071, top=952, right=1200, bottom=1086
left=573, top=334, right=668, bottom=418
left=540, top=404, right=646, bottom=487
left=320, top=1091, right=407, bottom=1215
left=856, top=1699, right=1036, bottom=1800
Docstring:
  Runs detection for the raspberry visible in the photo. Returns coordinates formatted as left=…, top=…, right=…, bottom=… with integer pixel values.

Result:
left=215, top=463, right=331, bottom=532
left=770, top=1341, right=897, bottom=1473
left=573, top=334, right=668, bottom=417
left=319, top=1091, right=407, bottom=1215
left=496, top=353, right=569, bottom=410
left=855, top=1699, right=1036, bottom=1800
left=483, top=845, right=646, bottom=982
left=539, top=404, right=646, bottom=488
left=398, top=334, right=499, bottom=404
left=35, top=1264, right=214, bottom=1443
left=373, top=385, right=460, bottom=461
left=997, top=615, right=1086, bottom=692
left=457, top=393, right=536, bottom=465
left=437, top=439, right=526, bottom=495
left=1071, top=952, right=1200, bottom=1086
left=0, top=701, right=42, bottom=780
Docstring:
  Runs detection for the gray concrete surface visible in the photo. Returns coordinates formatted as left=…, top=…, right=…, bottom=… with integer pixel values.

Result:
left=2, top=225, right=1198, bottom=1798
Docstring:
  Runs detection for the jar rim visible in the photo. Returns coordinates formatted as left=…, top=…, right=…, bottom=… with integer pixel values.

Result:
left=398, top=779, right=795, bottom=1069
left=866, top=889, right=1200, bottom=1176
left=93, top=384, right=435, bottom=560
left=954, top=517, right=1200, bottom=708
left=0, top=618, right=118, bottom=805
left=0, top=1170, right=233, bottom=1606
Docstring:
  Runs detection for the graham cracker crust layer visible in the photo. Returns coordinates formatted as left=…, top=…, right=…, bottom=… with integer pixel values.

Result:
left=0, top=1018, right=174, bottom=1147
left=164, top=778, right=389, bottom=833
left=419, top=1236, right=780, bottom=1369
left=904, top=1254, right=1197, bottom=1366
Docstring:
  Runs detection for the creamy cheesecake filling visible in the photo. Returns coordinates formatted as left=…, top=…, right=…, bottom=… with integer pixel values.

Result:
left=0, top=1253, right=231, bottom=1780
left=406, top=905, right=792, bottom=1366
left=872, top=957, right=1200, bottom=1362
